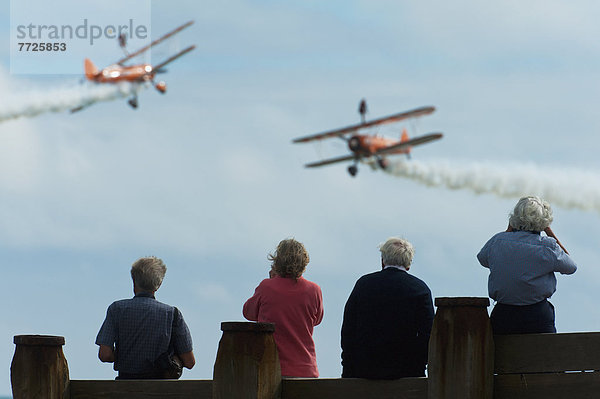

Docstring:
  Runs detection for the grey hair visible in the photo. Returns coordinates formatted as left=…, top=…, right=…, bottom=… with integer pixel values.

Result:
left=130, top=256, right=167, bottom=292
left=509, top=196, right=553, bottom=232
left=379, top=237, right=415, bottom=268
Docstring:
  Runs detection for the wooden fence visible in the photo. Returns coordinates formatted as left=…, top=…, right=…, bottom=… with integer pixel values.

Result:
left=10, top=297, right=600, bottom=399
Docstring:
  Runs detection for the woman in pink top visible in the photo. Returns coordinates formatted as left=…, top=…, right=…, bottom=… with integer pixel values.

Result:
left=243, top=238, right=324, bottom=377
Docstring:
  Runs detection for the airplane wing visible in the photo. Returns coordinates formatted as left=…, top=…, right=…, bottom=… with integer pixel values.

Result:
left=116, top=21, right=194, bottom=66
left=375, top=132, right=443, bottom=156
left=152, top=45, right=196, bottom=72
left=292, top=106, right=436, bottom=144
left=70, top=104, right=89, bottom=113
left=305, top=154, right=357, bottom=168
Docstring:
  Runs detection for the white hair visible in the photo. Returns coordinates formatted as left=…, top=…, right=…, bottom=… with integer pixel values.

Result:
left=379, top=237, right=414, bottom=268
left=130, top=256, right=167, bottom=292
left=509, top=196, right=553, bottom=232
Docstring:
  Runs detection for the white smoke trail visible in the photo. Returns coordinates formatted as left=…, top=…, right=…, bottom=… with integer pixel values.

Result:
left=385, top=159, right=600, bottom=213
left=0, top=80, right=143, bottom=123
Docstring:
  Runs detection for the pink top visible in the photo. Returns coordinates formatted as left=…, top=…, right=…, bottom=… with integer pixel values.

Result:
left=243, top=276, right=324, bottom=377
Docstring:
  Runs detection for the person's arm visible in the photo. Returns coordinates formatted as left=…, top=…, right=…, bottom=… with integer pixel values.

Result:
left=172, top=308, right=196, bottom=370
left=313, top=285, right=324, bottom=326
left=176, top=351, right=195, bottom=369
left=477, top=238, right=493, bottom=268
left=341, top=282, right=360, bottom=377
left=544, top=226, right=569, bottom=255
left=96, top=304, right=118, bottom=364
left=98, top=345, right=115, bottom=363
left=542, top=227, right=577, bottom=274
left=242, top=282, right=264, bottom=321
left=554, top=250, right=577, bottom=274
left=415, top=289, right=435, bottom=368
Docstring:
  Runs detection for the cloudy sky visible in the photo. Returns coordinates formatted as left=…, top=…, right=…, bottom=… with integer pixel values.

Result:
left=2, top=1, right=600, bottom=395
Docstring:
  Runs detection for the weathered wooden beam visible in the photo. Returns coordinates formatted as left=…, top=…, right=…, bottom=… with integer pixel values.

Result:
left=11, top=335, right=70, bottom=399
left=69, top=380, right=212, bottom=399
left=213, top=322, right=281, bottom=399
left=494, top=371, right=600, bottom=399
left=281, top=377, right=427, bottom=399
left=495, top=332, right=600, bottom=374
left=427, top=297, right=494, bottom=399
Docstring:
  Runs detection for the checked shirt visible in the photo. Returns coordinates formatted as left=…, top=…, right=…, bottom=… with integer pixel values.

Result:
left=96, top=292, right=193, bottom=375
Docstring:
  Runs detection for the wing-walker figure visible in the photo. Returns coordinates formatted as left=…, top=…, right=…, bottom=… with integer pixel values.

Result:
left=358, top=98, right=367, bottom=124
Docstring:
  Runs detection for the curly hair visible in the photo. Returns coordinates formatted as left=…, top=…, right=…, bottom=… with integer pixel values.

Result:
left=269, top=238, right=310, bottom=280
left=130, top=256, right=167, bottom=292
left=509, top=196, right=553, bottom=232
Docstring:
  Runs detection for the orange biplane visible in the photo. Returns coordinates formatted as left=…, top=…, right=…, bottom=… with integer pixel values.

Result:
left=73, top=21, right=195, bottom=111
left=292, top=100, right=443, bottom=177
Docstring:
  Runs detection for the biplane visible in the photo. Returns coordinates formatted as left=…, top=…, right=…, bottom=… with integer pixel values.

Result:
left=73, top=21, right=195, bottom=112
left=292, top=100, right=443, bottom=177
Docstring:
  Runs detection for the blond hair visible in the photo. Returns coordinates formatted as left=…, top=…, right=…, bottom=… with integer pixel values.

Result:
left=269, top=238, right=310, bottom=280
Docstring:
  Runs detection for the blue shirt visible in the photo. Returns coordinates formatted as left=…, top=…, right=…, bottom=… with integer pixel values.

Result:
left=96, top=293, right=193, bottom=374
left=477, top=230, right=577, bottom=305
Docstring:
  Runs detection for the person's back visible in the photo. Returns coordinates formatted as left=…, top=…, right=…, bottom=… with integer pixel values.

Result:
left=244, top=276, right=322, bottom=377
left=341, top=237, right=434, bottom=379
left=98, top=294, right=190, bottom=377
left=243, top=238, right=323, bottom=377
left=479, top=230, right=574, bottom=305
left=96, top=256, right=195, bottom=379
left=477, top=196, right=577, bottom=335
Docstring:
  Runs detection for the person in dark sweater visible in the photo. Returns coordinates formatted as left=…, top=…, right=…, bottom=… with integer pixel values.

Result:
left=341, top=237, right=434, bottom=379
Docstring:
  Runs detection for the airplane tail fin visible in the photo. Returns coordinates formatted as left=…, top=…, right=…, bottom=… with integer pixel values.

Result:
left=401, top=128, right=411, bottom=157
left=84, top=58, right=99, bottom=80
left=401, top=128, right=409, bottom=142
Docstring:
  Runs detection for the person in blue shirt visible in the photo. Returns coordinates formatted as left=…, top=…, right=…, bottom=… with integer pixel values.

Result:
left=96, top=256, right=195, bottom=379
left=477, top=196, right=577, bottom=334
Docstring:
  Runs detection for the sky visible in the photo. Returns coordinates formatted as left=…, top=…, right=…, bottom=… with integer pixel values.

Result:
left=2, top=0, right=600, bottom=395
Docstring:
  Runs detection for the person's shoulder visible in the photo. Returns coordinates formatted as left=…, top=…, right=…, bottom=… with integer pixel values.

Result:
left=487, top=230, right=539, bottom=246
left=358, top=270, right=380, bottom=279
left=355, top=270, right=385, bottom=284
left=249, top=277, right=280, bottom=293
left=151, top=297, right=177, bottom=312
left=104, top=298, right=134, bottom=315
left=539, top=234, right=560, bottom=249
left=405, top=273, right=432, bottom=292
left=510, top=230, right=554, bottom=248
left=539, top=234, right=556, bottom=245
left=489, top=231, right=513, bottom=241
left=257, top=277, right=278, bottom=288
left=298, top=276, right=322, bottom=290
left=108, top=298, right=132, bottom=308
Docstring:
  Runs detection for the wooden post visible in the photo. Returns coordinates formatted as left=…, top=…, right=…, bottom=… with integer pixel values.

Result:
left=213, top=322, right=281, bottom=399
left=11, top=335, right=70, bottom=399
left=428, top=297, right=493, bottom=399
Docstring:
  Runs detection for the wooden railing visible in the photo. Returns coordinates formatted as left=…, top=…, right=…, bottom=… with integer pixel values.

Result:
left=10, top=297, right=600, bottom=399
left=493, top=332, right=600, bottom=399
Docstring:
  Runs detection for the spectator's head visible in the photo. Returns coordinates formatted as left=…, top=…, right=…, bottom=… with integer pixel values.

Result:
left=269, top=238, right=309, bottom=280
left=509, top=196, right=553, bottom=232
left=379, top=237, right=414, bottom=270
left=130, top=256, right=167, bottom=293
